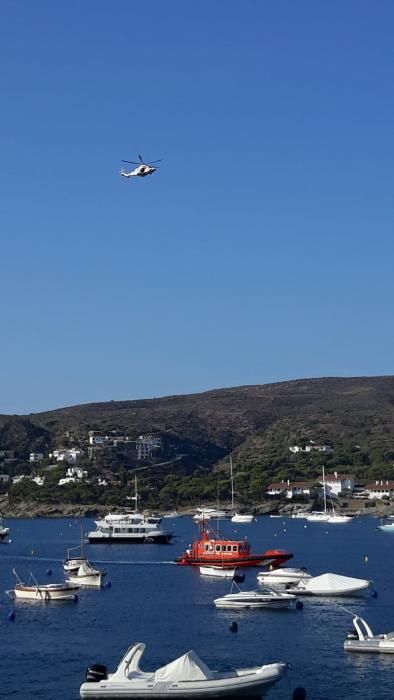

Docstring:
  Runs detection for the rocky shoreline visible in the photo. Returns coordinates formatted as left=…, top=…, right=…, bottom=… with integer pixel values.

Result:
left=1, top=495, right=394, bottom=519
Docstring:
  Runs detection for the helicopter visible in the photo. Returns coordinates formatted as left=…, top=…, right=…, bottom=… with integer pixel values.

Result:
left=120, top=154, right=162, bottom=178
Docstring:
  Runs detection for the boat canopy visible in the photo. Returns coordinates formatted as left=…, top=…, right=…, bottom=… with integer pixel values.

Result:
left=154, top=650, right=213, bottom=682
left=301, top=573, right=370, bottom=594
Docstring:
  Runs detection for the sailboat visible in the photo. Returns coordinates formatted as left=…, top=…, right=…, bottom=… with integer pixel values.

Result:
left=307, top=467, right=352, bottom=523
left=229, top=455, right=254, bottom=524
left=306, top=467, right=331, bottom=522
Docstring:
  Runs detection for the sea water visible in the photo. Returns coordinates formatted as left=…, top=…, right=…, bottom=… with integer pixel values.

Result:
left=0, top=515, right=393, bottom=699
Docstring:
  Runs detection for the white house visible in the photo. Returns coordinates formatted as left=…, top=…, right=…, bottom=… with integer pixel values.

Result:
left=66, top=466, right=88, bottom=480
left=58, top=477, right=77, bottom=486
left=322, top=472, right=355, bottom=496
left=50, top=448, right=84, bottom=463
left=290, top=441, right=334, bottom=455
left=12, top=474, right=27, bottom=484
left=266, top=479, right=315, bottom=499
left=365, top=480, right=394, bottom=500
left=30, top=452, right=44, bottom=463
left=31, top=475, right=45, bottom=486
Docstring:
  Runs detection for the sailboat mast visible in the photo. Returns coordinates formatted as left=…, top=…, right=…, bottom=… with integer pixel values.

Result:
left=230, top=455, right=234, bottom=510
left=134, top=475, right=138, bottom=512
left=322, top=465, right=327, bottom=515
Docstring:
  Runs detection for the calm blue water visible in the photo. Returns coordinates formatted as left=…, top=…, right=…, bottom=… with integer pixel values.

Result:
left=1, top=515, right=393, bottom=699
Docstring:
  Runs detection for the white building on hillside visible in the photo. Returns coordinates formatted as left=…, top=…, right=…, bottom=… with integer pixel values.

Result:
left=290, top=441, right=334, bottom=455
left=365, top=480, right=394, bottom=500
left=50, top=448, right=84, bottom=463
left=266, top=479, right=316, bottom=499
left=322, top=472, right=355, bottom=496
left=30, top=453, right=44, bottom=463
left=136, top=435, right=162, bottom=460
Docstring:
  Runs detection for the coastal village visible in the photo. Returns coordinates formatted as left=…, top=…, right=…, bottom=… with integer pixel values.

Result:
left=1, top=430, right=394, bottom=516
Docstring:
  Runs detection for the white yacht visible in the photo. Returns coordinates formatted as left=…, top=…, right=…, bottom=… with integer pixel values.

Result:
left=88, top=512, right=172, bottom=544
left=89, top=477, right=173, bottom=544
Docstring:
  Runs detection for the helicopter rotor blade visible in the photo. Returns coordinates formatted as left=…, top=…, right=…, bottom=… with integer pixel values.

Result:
left=148, top=159, right=163, bottom=164
left=121, top=160, right=140, bottom=165
left=139, top=154, right=144, bottom=163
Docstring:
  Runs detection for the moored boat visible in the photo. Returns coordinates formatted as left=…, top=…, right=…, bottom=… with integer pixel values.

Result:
left=214, top=581, right=297, bottom=609
left=80, top=642, right=289, bottom=698
left=175, top=519, right=292, bottom=568
left=66, top=560, right=106, bottom=588
left=231, top=513, right=254, bottom=523
left=344, top=615, right=394, bottom=653
left=199, top=565, right=237, bottom=578
left=289, top=572, right=371, bottom=597
left=257, top=567, right=312, bottom=586
left=7, top=569, right=78, bottom=602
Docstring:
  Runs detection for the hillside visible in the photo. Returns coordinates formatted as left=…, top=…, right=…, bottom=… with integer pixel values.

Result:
left=2, top=376, right=394, bottom=510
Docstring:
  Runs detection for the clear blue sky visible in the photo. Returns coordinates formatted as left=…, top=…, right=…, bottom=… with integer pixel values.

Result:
left=1, top=1, right=394, bottom=414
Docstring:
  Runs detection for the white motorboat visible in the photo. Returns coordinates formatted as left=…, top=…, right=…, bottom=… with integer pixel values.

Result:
left=231, top=513, right=254, bottom=523
left=7, top=569, right=78, bottom=602
left=378, top=521, right=394, bottom=532
left=289, top=572, right=371, bottom=597
left=344, top=615, right=394, bottom=653
left=257, top=567, right=312, bottom=586
left=163, top=511, right=180, bottom=518
left=88, top=511, right=172, bottom=543
left=291, top=512, right=309, bottom=519
left=89, top=478, right=173, bottom=544
left=193, top=507, right=230, bottom=522
left=66, top=560, right=106, bottom=588
left=80, top=642, right=289, bottom=698
left=214, top=581, right=297, bottom=609
left=199, top=565, right=236, bottom=578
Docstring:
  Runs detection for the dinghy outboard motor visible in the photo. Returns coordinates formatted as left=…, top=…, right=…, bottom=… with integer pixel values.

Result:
left=86, top=664, right=108, bottom=682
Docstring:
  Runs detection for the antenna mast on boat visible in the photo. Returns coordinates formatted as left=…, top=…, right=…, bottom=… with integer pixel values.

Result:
left=230, top=455, right=234, bottom=510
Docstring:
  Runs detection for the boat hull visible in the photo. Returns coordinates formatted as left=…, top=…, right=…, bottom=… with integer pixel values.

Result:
left=80, top=666, right=288, bottom=698
left=12, top=585, right=78, bottom=601
left=344, top=639, right=394, bottom=653
left=176, top=553, right=292, bottom=568
left=199, top=566, right=236, bottom=578
left=88, top=533, right=172, bottom=544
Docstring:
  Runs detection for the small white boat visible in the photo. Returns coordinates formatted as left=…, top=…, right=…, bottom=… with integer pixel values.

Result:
left=80, top=642, right=289, bottom=698
left=291, top=512, right=309, bottom=519
left=306, top=512, right=330, bottom=522
left=257, top=567, right=312, bottom=586
left=289, top=572, right=371, bottom=597
left=214, top=581, right=297, bottom=609
left=231, top=513, right=254, bottom=523
left=66, top=560, right=106, bottom=588
left=378, top=521, right=394, bottom=532
left=199, top=566, right=236, bottom=578
left=163, top=511, right=180, bottom=518
left=344, top=615, right=394, bottom=653
left=7, top=569, right=78, bottom=602
left=327, top=514, right=353, bottom=524
left=193, top=508, right=230, bottom=521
